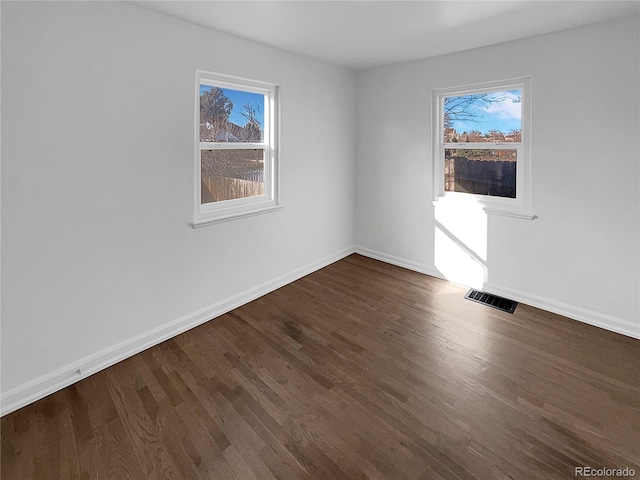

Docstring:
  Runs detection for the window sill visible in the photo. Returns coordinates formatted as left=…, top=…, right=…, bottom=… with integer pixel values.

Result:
left=483, top=208, right=536, bottom=220
left=431, top=200, right=535, bottom=220
left=193, top=205, right=283, bottom=228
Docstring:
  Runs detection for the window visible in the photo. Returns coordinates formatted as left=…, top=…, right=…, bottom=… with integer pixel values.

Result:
left=433, top=77, right=533, bottom=218
left=194, top=71, right=280, bottom=227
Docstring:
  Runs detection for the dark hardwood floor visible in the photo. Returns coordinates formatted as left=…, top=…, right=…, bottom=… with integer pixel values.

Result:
left=2, top=254, right=639, bottom=479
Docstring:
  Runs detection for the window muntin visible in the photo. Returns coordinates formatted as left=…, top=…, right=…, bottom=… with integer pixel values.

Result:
left=433, top=78, right=532, bottom=218
left=195, top=71, right=280, bottom=227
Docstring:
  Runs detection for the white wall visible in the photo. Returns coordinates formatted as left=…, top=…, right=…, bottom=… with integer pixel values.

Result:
left=1, top=1, right=355, bottom=412
left=355, top=17, right=640, bottom=337
left=2, top=3, right=638, bottom=415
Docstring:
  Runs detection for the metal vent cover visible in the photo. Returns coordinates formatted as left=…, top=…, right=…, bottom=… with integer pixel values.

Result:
left=464, top=289, right=517, bottom=314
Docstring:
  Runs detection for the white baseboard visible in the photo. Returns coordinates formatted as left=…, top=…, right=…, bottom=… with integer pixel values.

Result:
left=0, top=247, right=356, bottom=417
left=4, top=245, right=637, bottom=416
left=355, top=246, right=441, bottom=278
left=354, top=246, right=640, bottom=341
left=480, top=282, right=640, bottom=340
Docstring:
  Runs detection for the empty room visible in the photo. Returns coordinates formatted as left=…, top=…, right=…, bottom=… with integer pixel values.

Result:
left=1, top=1, right=639, bottom=479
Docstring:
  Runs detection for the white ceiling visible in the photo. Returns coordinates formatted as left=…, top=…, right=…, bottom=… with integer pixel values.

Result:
left=131, top=1, right=640, bottom=71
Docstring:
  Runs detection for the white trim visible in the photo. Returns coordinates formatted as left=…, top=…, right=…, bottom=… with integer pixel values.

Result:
left=482, top=208, right=536, bottom=219
left=199, top=75, right=275, bottom=96
left=193, top=204, right=283, bottom=228
left=354, top=246, right=640, bottom=340
left=200, top=142, right=266, bottom=150
left=432, top=77, right=532, bottom=216
left=431, top=200, right=536, bottom=220
left=444, top=142, right=521, bottom=150
left=355, top=246, right=441, bottom=278
left=0, top=247, right=356, bottom=417
left=480, top=282, right=640, bottom=340
left=5, top=245, right=637, bottom=416
left=195, top=70, right=281, bottom=227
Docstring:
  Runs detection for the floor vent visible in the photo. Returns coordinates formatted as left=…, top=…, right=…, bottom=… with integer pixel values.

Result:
left=464, top=289, right=517, bottom=314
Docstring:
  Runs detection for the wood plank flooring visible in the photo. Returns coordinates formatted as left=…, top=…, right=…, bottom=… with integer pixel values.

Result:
left=2, top=254, right=639, bottom=479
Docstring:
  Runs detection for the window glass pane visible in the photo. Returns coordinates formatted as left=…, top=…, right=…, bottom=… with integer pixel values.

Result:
left=200, top=85, right=265, bottom=143
left=444, top=89, right=521, bottom=143
left=201, top=149, right=264, bottom=204
left=445, top=149, right=516, bottom=198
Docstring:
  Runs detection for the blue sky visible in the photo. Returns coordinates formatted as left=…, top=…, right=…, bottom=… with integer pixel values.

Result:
left=447, top=89, right=521, bottom=134
left=200, top=85, right=264, bottom=127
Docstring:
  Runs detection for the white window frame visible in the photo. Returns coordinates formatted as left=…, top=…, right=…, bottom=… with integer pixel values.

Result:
left=194, top=70, right=281, bottom=227
left=432, top=77, right=533, bottom=219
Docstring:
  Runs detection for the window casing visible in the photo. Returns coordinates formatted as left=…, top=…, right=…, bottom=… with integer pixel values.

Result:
left=432, top=77, right=533, bottom=219
left=194, top=71, right=281, bottom=227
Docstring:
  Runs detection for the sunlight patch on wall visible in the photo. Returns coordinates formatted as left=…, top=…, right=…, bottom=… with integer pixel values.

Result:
left=434, top=197, right=487, bottom=289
